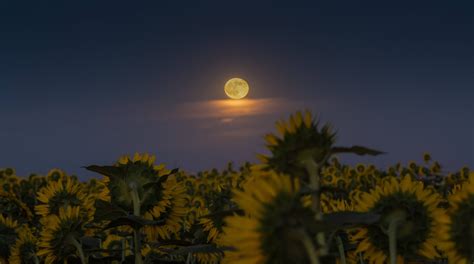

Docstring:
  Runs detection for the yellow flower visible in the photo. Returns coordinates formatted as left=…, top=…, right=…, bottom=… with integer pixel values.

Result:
left=257, top=110, right=336, bottom=183
left=143, top=175, right=188, bottom=241
left=439, top=172, right=474, bottom=263
left=102, top=233, right=132, bottom=257
left=37, top=206, right=91, bottom=264
left=220, top=171, right=317, bottom=264
left=35, top=177, right=95, bottom=220
left=0, top=215, right=19, bottom=260
left=352, top=175, right=443, bottom=263
left=8, top=226, right=37, bottom=264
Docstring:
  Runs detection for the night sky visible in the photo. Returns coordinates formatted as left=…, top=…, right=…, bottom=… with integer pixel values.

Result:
left=1, top=2, right=473, bottom=178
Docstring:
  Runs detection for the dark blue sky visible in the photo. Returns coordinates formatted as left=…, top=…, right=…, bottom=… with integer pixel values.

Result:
left=1, top=1, right=473, bottom=178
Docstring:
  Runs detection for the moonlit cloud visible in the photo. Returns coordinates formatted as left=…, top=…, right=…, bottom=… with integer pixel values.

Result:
left=174, top=98, right=305, bottom=120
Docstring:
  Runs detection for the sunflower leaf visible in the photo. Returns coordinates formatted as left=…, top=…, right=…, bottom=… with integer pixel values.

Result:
left=331, top=146, right=385, bottom=156
left=142, top=168, right=179, bottom=190
left=199, top=208, right=244, bottom=219
left=105, top=215, right=166, bottom=229
left=93, top=200, right=128, bottom=222
left=84, top=165, right=125, bottom=179
left=170, top=244, right=224, bottom=255
left=323, top=212, right=380, bottom=227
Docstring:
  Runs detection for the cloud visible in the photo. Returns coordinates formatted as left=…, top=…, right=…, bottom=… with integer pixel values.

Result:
left=174, top=98, right=304, bottom=120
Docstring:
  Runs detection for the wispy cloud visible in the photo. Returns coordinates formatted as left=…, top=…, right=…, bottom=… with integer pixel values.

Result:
left=174, top=98, right=304, bottom=120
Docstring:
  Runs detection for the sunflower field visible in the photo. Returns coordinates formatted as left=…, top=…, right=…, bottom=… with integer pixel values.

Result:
left=0, top=110, right=473, bottom=264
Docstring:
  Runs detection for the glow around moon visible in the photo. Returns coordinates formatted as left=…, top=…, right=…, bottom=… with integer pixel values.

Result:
left=224, top=78, right=249, bottom=99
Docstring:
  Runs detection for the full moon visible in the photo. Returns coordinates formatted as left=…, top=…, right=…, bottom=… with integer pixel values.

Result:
left=224, top=78, right=249, bottom=99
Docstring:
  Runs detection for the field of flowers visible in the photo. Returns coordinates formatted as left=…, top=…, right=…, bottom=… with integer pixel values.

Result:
left=0, top=110, right=472, bottom=264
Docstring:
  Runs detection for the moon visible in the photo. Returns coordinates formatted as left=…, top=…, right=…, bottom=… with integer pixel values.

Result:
left=224, top=78, right=249, bottom=99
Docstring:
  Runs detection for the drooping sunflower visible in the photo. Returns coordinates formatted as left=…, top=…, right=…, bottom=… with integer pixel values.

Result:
left=439, top=172, right=474, bottom=263
left=352, top=175, right=443, bottom=263
left=9, top=226, right=37, bottom=264
left=37, top=206, right=91, bottom=264
left=0, top=215, right=19, bottom=260
left=220, top=171, right=318, bottom=264
left=257, top=110, right=336, bottom=182
left=35, top=177, right=95, bottom=219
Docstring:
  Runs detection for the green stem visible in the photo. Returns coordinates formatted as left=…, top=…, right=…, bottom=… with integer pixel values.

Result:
left=302, top=158, right=321, bottom=215
left=302, top=158, right=327, bottom=257
left=387, top=219, right=401, bottom=264
left=69, top=236, right=88, bottom=264
left=130, top=183, right=143, bottom=264
left=336, top=236, right=347, bottom=264
left=300, top=230, right=320, bottom=264
left=32, top=254, right=40, bottom=264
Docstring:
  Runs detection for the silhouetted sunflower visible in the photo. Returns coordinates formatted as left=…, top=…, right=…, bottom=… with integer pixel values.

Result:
left=9, top=226, right=37, bottom=264
left=439, top=172, right=474, bottom=263
left=220, top=171, right=318, bottom=264
left=37, top=206, right=91, bottom=264
left=257, top=110, right=336, bottom=182
left=352, top=176, right=443, bottom=263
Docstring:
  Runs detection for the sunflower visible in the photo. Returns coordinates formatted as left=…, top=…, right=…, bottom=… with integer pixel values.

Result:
left=46, top=169, right=66, bottom=182
left=352, top=175, right=443, bottom=263
left=102, top=233, right=132, bottom=258
left=9, top=226, right=37, bottom=264
left=220, top=171, right=318, bottom=264
left=37, top=206, right=91, bottom=264
left=257, top=110, right=336, bottom=183
left=35, top=177, right=95, bottom=219
left=143, top=175, right=188, bottom=241
left=194, top=251, right=223, bottom=264
left=0, top=215, right=19, bottom=260
left=103, top=153, right=173, bottom=214
left=200, top=210, right=221, bottom=243
left=439, top=172, right=474, bottom=263
left=0, top=189, right=33, bottom=222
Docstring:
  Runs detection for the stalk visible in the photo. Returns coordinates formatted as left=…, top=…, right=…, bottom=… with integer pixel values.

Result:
left=336, top=236, right=347, bottom=264
left=387, top=217, right=403, bottom=264
left=300, top=230, right=320, bottom=264
left=130, top=183, right=143, bottom=264
left=301, top=157, right=327, bottom=256
left=69, top=236, right=88, bottom=264
left=32, top=254, right=40, bottom=264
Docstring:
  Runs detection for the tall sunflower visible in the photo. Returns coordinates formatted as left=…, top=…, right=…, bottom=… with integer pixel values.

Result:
left=35, top=177, right=95, bottom=219
left=439, top=172, right=474, bottom=263
left=352, top=176, right=443, bottom=264
left=220, top=171, right=318, bottom=264
left=9, top=226, right=38, bottom=264
left=37, top=206, right=91, bottom=264
left=257, top=110, right=336, bottom=182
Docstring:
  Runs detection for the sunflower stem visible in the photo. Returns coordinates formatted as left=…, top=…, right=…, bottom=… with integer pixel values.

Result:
left=302, top=157, right=328, bottom=257
left=130, top=183, right=143, bottom=264
left=32, top=254, right=40, bottom=264
left=300, top=230, right=320, bottom=264
left=336, top=236, right=347, bottom=264
left=387, top=217, right=403, bottom=264
left=69, top=236, right=88, bottom=264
